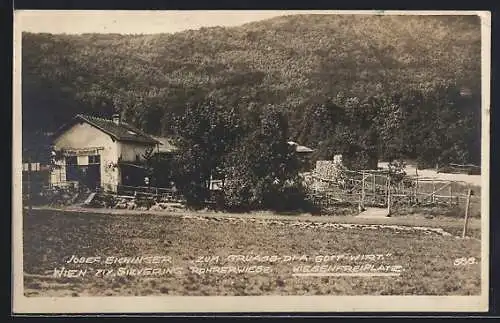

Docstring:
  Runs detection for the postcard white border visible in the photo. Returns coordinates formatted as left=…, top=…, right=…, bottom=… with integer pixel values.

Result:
left=12, top=9, right=491, bottom=314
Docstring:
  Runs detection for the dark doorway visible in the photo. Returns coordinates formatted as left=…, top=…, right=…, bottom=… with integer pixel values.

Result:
left=65, top=156, right=79, bottom=181
left=84, top=155, right=101, bottom=189
left=65, top=155, right=101, bottom=190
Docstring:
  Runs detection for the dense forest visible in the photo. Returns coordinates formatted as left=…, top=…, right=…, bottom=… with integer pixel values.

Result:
left=22, top=14, right=482, bottom=168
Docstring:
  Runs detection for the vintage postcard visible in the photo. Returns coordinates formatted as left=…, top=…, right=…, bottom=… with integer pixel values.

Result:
left=12, top=10, right=490, bottom=313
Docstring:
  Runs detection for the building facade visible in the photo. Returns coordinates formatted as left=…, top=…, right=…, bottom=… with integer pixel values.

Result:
left=50, top=114, right=164, bottom=192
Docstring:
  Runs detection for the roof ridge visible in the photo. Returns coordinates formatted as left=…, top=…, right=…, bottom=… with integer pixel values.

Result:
left=77, top=114, right=110, bottom=122
left=80, top=114, right=135, bottom=127
left=72, top=113, right=159, bottom=144
left=119, top=121, right=156, bottom=137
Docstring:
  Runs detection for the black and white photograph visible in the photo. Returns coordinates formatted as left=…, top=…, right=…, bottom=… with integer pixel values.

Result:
left=12, top=10, right=490, bottom=313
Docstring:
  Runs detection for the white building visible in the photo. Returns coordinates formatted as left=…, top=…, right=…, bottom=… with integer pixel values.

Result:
left=50, top=114, right=171, bottom=192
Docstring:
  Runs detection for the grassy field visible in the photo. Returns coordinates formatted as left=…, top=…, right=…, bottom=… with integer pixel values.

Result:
left=23, top=209, right=481, bottom=297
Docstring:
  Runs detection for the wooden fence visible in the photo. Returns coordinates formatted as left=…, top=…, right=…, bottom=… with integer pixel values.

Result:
left=303, top=169, right=481, bottom=213
left=113, top=185, right=185, bottom=203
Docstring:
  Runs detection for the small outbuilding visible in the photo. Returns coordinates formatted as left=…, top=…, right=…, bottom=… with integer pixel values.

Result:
left=288, top=141, right=314, bottom=171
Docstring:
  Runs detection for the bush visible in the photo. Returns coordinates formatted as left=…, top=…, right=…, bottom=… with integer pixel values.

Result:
left=276, top=185, right=318, bottom=213
left=221, top=172, right=253, bottom=212
left=33, top=185, right=80, bottom=206
left=88, top=193, right=116, bottom=208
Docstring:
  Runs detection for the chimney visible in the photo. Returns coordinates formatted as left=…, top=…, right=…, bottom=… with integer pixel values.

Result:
left=112, top=113, right=121, bottom=125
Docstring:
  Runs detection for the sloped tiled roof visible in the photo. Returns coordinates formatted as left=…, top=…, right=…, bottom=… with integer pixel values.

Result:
left=56, top=114, right=160, bottom=145
left=287, top=141, right=314, bottom=153
left=151, top=136, right=178, bottom=153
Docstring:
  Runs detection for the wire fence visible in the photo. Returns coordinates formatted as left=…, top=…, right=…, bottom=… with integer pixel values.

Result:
left=302, top=168, right=481, bottom=212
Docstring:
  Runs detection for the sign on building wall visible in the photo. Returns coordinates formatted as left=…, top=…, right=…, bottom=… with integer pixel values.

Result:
left=61, top=147, right=104, bottom=156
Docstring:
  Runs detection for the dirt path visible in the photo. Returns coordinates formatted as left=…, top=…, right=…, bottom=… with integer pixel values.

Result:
left=357, top=207, right=390, bottom=219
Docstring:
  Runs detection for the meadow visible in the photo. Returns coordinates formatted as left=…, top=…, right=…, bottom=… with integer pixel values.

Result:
left=23, top=209, right=481, bottom=297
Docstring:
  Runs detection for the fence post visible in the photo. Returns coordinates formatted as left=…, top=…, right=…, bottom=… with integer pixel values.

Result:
left=431, top=180, right=435, bottom=203
left=462, top=188, right=472, bottom=238
left=386, top=175, right=391, bottom=216
left=415, top=166, right=419, bottom=204
left=449, top=183, right=453, bottom=206
left=27, top=157, right=32, bottom=212
left=361, top=171, right=365, bottom=210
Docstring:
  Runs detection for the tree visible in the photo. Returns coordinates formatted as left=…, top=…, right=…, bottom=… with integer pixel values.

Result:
left=222, top=105, right=308, bottom=212
left=22, top=16, right=481, bottom=176
left=172, top=99, right=242, bottom=207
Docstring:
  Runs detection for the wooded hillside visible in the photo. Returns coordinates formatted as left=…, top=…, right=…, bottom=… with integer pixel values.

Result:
left=22, top=14, right=482, bottom=167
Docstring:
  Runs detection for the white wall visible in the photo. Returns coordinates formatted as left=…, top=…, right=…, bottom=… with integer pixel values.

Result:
left=118, top=141, right=156, bottom=163
left=52, top=122, right=120, bottom=191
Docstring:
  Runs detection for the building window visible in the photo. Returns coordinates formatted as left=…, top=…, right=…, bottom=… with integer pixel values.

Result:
left=23, top=163, right=41, bottom=172
left=88, top=155, right=101, bottom=165
left=66, top=156, right=79, bottom=181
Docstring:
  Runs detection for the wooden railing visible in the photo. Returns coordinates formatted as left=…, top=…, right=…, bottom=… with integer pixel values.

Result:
left=115, top=185, right=185, bottom=203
